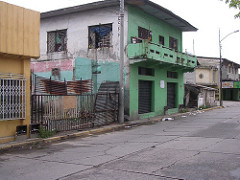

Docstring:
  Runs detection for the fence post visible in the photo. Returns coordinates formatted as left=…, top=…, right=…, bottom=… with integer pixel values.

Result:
left=64, top=78, right=67, bottom=95
left=50, top=76, right=52, bottom=95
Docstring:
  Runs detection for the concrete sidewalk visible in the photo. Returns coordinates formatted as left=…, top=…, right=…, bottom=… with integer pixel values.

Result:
left=0, top=106, right=222, bottom=153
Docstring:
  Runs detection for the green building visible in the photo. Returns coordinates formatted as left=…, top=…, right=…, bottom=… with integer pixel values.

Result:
left=126, top=3, right=197, bottom=120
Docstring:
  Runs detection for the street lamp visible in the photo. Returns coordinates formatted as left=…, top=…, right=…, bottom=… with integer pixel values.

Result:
left=219, top=29, right=239, bottom=107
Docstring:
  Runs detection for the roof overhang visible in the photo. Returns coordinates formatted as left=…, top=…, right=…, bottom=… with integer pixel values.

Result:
left=127, top=0, right=197, bottom=32
left=197, top=56, right=240, bottom=68
left=41, top=0, right=197, bottom=32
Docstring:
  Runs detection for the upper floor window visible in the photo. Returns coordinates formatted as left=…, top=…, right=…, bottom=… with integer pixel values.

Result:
left=88, top=23, right=112, bottom=49
left=138, top=67, right=154, bottom=76
left=169, top=36, right=178, bottom=51
left=159, top=35, right=165, bottom=46
left=138, top=27, right=152, bottom=42
left=47, top=29, right=67, bottom=53
left=167, top=71, right=178, bottom=79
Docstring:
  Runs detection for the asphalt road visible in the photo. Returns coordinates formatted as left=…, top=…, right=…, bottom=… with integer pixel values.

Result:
left=1, top=101, right=240, bottom=180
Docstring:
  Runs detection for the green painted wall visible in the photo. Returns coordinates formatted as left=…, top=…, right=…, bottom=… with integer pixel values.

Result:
left=75, top=57, right=120, bottom=93
left=129, top=62, right=184, bottom=120
left=128, top=5, right=185, bottom=120
left=128, top=5, right=183, bottom=51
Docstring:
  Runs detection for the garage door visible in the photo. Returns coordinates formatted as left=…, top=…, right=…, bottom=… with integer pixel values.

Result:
left=167, top=83, right=176, bottom=109
left=138, top=80, right=152, bottom=114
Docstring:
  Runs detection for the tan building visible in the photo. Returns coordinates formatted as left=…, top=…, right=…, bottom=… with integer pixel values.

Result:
left=184, top=56, right=240, bottom=101
left=0, top=1, right=40, bottom=143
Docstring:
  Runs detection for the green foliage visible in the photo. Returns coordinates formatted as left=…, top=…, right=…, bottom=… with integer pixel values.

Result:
left=38, top=127, right=56, bottom=138
left=222, top=0, right=240, bottom=18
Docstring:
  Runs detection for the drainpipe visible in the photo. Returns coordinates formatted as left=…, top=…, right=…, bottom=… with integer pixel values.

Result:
left=119, top=0, right=125, bottom=123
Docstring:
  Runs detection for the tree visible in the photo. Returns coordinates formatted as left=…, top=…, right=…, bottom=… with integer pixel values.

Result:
left=222, top=0, right=240, bottom=18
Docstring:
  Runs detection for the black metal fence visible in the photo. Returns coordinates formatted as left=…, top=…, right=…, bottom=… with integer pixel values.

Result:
left=31, top=74, right=119, bottom=132
left=31, top=93, right=119, bottom=131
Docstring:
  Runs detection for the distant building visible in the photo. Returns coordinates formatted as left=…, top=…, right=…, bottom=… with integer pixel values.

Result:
left=184, top=56, right=240, bottom=101
left=185, top=84, right=217, bottom=108
left=32, top=0, right=197, bottom=120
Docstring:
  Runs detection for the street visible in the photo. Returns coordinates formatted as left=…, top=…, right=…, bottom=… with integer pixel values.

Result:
left=1, top=101, right=240, bottom=180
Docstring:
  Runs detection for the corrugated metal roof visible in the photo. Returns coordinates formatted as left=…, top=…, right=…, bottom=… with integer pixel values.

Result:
left=41, top=0, right=197, bottom=32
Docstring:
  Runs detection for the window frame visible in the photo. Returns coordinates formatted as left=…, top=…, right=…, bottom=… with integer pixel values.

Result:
left=167, top=71, right=178, bottom=79
left=169, top=36, right=178, bottom=51
left=47, top=29, right=67, bottom=53
left=138, top=67, right=154, bottom=76
left=159, top=35, right=165, bottom=46
left=138, top=26, right=152, bottom=42
left=88, top=23, right=112, bottom=49
left=0, top=73, right=26, bottom=120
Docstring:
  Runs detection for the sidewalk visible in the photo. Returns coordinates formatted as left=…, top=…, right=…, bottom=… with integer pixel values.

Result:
left=0, top=106, right=222, bottom=153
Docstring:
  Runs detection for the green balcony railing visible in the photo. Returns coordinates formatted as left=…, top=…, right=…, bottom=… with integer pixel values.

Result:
left=128, top=39, right=197, bottom=69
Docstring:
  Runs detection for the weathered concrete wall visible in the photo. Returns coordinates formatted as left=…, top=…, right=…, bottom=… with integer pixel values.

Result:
left=184, top=71, right=196, bottom=84
left=196, top=68, right=211, bottom=85
left=32, top=5, right=129, bottom=92
left=75, top=57, right=120, bottom=91
left=39, top=6, right=124, bottom=61
left=197, top=57, right=239, bottom=83
left=222, top=63, right=239, bottom=81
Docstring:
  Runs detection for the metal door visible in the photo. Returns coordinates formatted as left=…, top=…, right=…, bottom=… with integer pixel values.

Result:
left=138, top=80, right=152, bottom=114
left=167, top=83, right=176, bottom=109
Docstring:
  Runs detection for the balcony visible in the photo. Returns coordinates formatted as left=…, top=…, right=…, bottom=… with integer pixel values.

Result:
left=128, top=39, right=197, bottom=70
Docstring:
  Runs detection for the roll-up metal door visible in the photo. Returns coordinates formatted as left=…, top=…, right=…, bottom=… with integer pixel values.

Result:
left=138, top=80, right=152, bottom=114
left=167, top=83, right=176, bottom=109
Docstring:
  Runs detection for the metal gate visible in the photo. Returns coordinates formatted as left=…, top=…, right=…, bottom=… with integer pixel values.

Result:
left=138, top=80, right=152, bottom=114
left=94, top=81, right=119, bottom=126
left=167, top=83, right=176, bottom=108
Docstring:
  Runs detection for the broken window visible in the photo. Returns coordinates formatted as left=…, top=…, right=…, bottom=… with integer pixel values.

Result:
left=159, top=35, right=165, bottom=46
left=138, top=27, right=152, bottom=42
left=88, top=24, right=112, bottom=49
left=47, top=30, right=67, bottom=53
left=169, top=36, right=178, bottom=51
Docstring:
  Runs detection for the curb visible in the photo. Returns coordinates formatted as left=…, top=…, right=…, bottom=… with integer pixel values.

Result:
left=0, top=106, right=222, bottom=153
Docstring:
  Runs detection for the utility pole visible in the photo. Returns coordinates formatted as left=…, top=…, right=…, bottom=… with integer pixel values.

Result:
left=119, top=0, right=124, bottom=123
left=219, top=29, right=239, bottom=107
left=219, top=29, right=223, bottom=107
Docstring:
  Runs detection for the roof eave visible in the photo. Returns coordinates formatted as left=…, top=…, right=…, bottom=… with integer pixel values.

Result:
left=41, top=0, right=197, bottom=32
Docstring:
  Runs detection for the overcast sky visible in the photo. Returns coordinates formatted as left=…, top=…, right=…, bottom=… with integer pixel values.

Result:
left=3, top=0, right=240, bottom=64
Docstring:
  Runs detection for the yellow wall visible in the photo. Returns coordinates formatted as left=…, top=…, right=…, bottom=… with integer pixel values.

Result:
left=0, top=56, right=31, bottom=143
left=0, top=2, right=39, bottom=143
left=0, top=1, right=40, bottom=58
left=196, top=68, right=211, bottom=84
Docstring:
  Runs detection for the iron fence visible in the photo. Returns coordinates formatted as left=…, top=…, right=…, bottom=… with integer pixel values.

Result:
left=31, top=93, right=119, bottom=131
